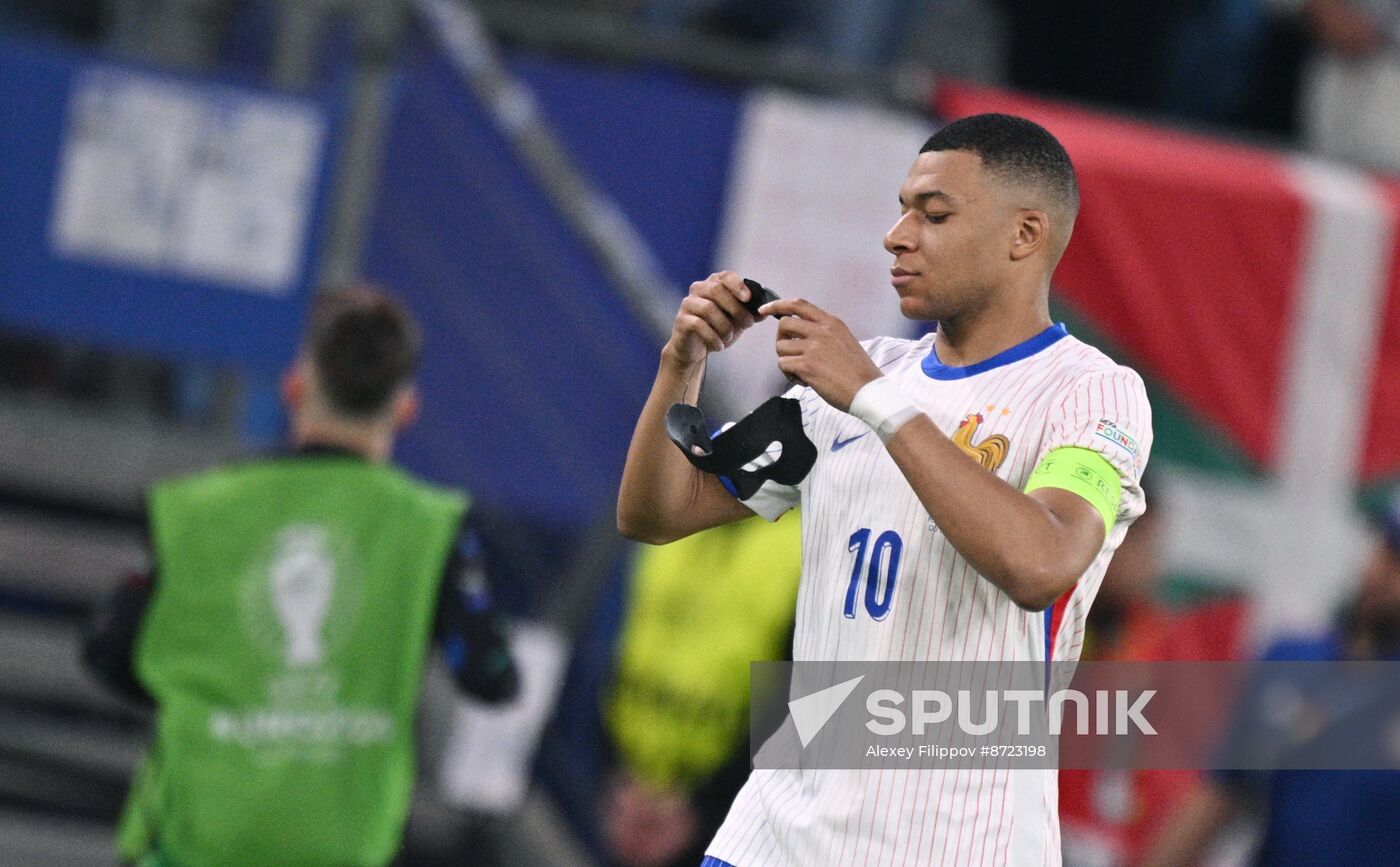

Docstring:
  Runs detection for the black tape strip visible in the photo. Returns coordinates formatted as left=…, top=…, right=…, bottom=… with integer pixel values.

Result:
left=666, top=396, right=816, bottom=500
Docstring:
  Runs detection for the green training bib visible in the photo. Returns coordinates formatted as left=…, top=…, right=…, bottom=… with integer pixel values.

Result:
left=119, top=456, right=465, bottom=867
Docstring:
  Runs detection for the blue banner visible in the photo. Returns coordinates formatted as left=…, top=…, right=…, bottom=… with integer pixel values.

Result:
left=0, top=36, right=337, bottom=368
left=364, top=40, right=743, bottom=522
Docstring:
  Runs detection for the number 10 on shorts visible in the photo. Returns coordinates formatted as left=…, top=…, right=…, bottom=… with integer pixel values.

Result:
left=843, top=528, right=902, bottom=620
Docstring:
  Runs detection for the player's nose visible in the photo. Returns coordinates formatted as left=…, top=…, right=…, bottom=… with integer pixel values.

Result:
left=884, top=212, right=917, bottom=254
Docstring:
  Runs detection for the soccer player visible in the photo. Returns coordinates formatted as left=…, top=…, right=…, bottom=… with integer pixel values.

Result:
left=617, top=114, right=1152, bottom=865
left=83, top=286, right=518, bottom=867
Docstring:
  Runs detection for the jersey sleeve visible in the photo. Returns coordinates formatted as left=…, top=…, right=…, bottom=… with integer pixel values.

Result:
left=1033, top=365, right=1153, bottom=525
left=434, top=514, right=520, bottom=704
left=82, top=568, right=157, bottom=706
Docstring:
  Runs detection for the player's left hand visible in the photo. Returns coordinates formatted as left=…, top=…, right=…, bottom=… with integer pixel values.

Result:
left=761, top=297, right=883, bottom=412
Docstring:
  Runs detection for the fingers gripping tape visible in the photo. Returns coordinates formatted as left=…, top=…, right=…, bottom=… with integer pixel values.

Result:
left=740, top=278, right=782, bottom=318
left=666, top=397, right=816, bottom=500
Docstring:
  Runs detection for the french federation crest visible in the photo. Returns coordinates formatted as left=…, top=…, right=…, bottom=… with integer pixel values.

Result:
left=952, top=413, right=1010, bottom=473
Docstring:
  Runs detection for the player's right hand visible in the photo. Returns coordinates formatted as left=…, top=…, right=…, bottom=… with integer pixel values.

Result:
left=663, top=271, right=760, bottom=368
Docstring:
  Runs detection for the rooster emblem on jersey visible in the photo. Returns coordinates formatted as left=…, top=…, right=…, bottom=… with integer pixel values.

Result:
left=952, top=413, right=1009, bottom=472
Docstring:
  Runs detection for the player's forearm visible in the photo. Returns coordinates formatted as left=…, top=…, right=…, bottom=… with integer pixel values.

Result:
left=883, top=415, right=1088, bottom=609
left=616, top=350, right=709, bottom=543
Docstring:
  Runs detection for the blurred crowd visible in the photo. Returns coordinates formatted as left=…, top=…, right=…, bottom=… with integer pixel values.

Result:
left=644, top=0, right=1400, bottom=173
left=10, top=0, right=1400, bottom=172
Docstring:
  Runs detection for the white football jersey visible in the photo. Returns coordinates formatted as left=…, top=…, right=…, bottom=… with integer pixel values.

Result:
left=706, top=324, right=1153, bottom=867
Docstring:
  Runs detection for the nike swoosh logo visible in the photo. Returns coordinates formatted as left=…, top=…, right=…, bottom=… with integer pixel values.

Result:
left=832, top=433, right=868, bottom=451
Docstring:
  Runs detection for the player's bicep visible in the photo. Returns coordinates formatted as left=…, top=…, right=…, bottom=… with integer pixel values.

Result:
left=1027, top=485, right=1110, bottom=580
left=1024, top=445, right=1124, bottom=587
left=1024, top=446, right=1123, bottom=537
left=660, top=471, right=763, bottom=540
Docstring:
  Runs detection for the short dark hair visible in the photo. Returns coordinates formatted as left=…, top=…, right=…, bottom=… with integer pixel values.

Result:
left=305, top=285, right=421, bottom=418
left=920, top=113, right=1079, bottom=215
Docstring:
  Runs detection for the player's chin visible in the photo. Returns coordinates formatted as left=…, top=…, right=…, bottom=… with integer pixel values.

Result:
left=896, top=294, right=940, bottom=322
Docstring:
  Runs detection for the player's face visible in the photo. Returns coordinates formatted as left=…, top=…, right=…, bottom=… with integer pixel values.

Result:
left=884, top=150, right=1018, bottom=321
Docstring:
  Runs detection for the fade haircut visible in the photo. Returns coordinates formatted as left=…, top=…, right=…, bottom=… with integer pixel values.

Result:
left=920, top=113, right=1079, bottom=218
left=305, top=285, right=421, bottom=419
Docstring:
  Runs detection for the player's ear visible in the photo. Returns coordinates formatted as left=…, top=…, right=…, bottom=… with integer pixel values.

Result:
left=1009, top=209, right=1048, bottom=262
left=393, top=385, right=421, bottom=431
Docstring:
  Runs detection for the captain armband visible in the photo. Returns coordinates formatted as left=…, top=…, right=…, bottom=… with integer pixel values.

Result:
left=1023, top=446, right=1123, bottom=535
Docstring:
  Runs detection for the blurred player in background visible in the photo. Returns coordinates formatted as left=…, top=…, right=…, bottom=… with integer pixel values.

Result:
left=618, top=114, right=1153, bottom=865
left=603, top=514, right=801, bottom=867
left=1142, top=494, right=1400, bottom=867
left=83, top=286, right=518, bottom=867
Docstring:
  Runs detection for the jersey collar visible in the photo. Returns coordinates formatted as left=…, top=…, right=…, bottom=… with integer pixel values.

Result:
left=286, top=442, right=366, bottom=460
left=921, top=322, right=1069, bottom=381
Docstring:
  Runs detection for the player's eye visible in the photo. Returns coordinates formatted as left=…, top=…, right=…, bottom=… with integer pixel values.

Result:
left=925, top=213, right=949, bottom=224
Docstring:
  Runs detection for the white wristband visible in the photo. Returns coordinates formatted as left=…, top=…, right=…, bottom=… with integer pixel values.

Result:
left=849, top=377, right=920, bottom=443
